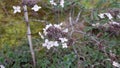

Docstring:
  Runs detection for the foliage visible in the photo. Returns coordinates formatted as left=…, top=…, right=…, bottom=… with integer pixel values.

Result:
left=0, top=0, right=120, bottom=68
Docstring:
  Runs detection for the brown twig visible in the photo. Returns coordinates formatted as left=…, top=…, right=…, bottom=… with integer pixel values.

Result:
left=23, top=5, right=36, bottom=67
left=0, top=1, right=9, bottom=16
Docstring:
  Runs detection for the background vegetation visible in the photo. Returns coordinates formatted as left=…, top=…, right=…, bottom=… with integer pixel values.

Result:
left=0, top=0, right=120, bottom=68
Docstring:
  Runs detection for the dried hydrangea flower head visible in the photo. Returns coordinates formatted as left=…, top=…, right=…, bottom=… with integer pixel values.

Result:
left=106, top=22, right=120, bottom=36
left=46, top=26, right=67, bottom=41
left=39, top=23, right=71, bottom=49
left=108, top=9, right=120, bottom=18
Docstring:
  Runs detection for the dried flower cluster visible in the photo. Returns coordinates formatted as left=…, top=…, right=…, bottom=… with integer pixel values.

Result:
left=105, top=23, right=120, bottom=36
left=46, top=25, right=67, bottom=40
left=39, top=23, right=69, bottom=49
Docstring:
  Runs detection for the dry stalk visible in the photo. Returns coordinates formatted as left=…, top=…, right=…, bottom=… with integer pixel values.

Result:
left=23, top=5, right=36, bottom=67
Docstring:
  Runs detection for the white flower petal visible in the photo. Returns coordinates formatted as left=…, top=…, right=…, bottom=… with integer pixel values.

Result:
left=42, top=39, right=49, bottom=47
left=50, top=0, right=57, bottom=6
left=63, top=28, right=68, bottom=32
left=32, top=4, right=41, bottom=12
left=14, top=10, right=17, bottom=13
left=60, top=0, right=64, bottom=8
left=59, top=23, right=63, bottom=26
left=49, top=41, right=54, bottom=47
left=43, top=28, right=47, bottom=35
left=39, top=32, right=44, bottom=39
left=13, top=6, right=16, bottom=9
left=42, top=43, right=47, bottom=47
left=113, top=61, right=120, bottom=68
left=54, top=41, right=59, bottom=47
left=46, top=45, right=51, bottom=49
left=45, top=39, right=49, bottom=43
left=42, top=39, right=58, bottom=49
left=46, top=24, right=52, bottom=29
left=17, top=9, right=20, bottom=12
left=109, top=21, right=119, bottom=25
left=105, top=13, right=113, bottom=20
left=54, top=24, right=61, bottom=29
left=59, top=38, right=68, bottom=43
left=62, top=43, right=68, bottom=48
left=98, top=13, right=105, bottom=18
left=16, top=6, right=21, bottom=9
left=92, top=24, right=96, bottom=26
left=13, top=6, right=21, bottom=14
left=0, top=65, right=5, bottom=68
left=54, top=23, right=63, bottom=29
left=46, top=41, right=55, bottom=49
left=92, top=23, right=100, bottom=27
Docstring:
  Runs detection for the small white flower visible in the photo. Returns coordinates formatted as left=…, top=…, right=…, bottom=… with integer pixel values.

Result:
left=43, top=28, right=48, bottom=36
left=0, top=65, right=5, bottom=68
left=43, top=24, right=53, bottom=36
left=42, top=39, right=58, bottom=49
left=13, top=6, right=21, bottom=13
left=112, top=61, right=120, bottom=68
left=92, top=24, right=95, bottom=27
left=46, top=44, right=51, bottom=49
left=63, top=28, right=68, bottom=32
left=54, top=24, right=62, bottom=29
left=50, top=0, right=57, bottom=6
left=42, top=43, right=47, bottom=47
left=62, top=43, right=68, bottom=48
left=59, top=23, right=63, bottom=26
left=53, top=41, right=59, bottom=47
left=39, top=32, right=44, bottom=39
left=47, top=41, right=54, bottom=49
left=32, top=4, right=41, bottom=12
left=104, top=13, right=113, bottom=20
left=46, top=24, right=52, bottom=29
left=42, top=39, right=49, bottom=47
left=60, top=0, right=64, bottom=8
left=59, top=37, right=68, bottom=43
left=98, top=13, right=105, bottom=19
left=42, top=39, right=52, bottom=49
left=92, top=23, right=100, bottom=27
left=109, top=21, right=119, bottom=25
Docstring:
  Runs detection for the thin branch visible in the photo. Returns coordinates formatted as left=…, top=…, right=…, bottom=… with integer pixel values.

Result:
left=0, top=1, right=9, bottom=16
left=23, top=5, right=36, bottom=67
left=69, top=13, right=74, bottom=37
left=75, top=10, right=82, bottom=23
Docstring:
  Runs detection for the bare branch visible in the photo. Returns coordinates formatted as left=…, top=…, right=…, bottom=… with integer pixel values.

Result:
left=23, top=5, right=36, bottom=67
